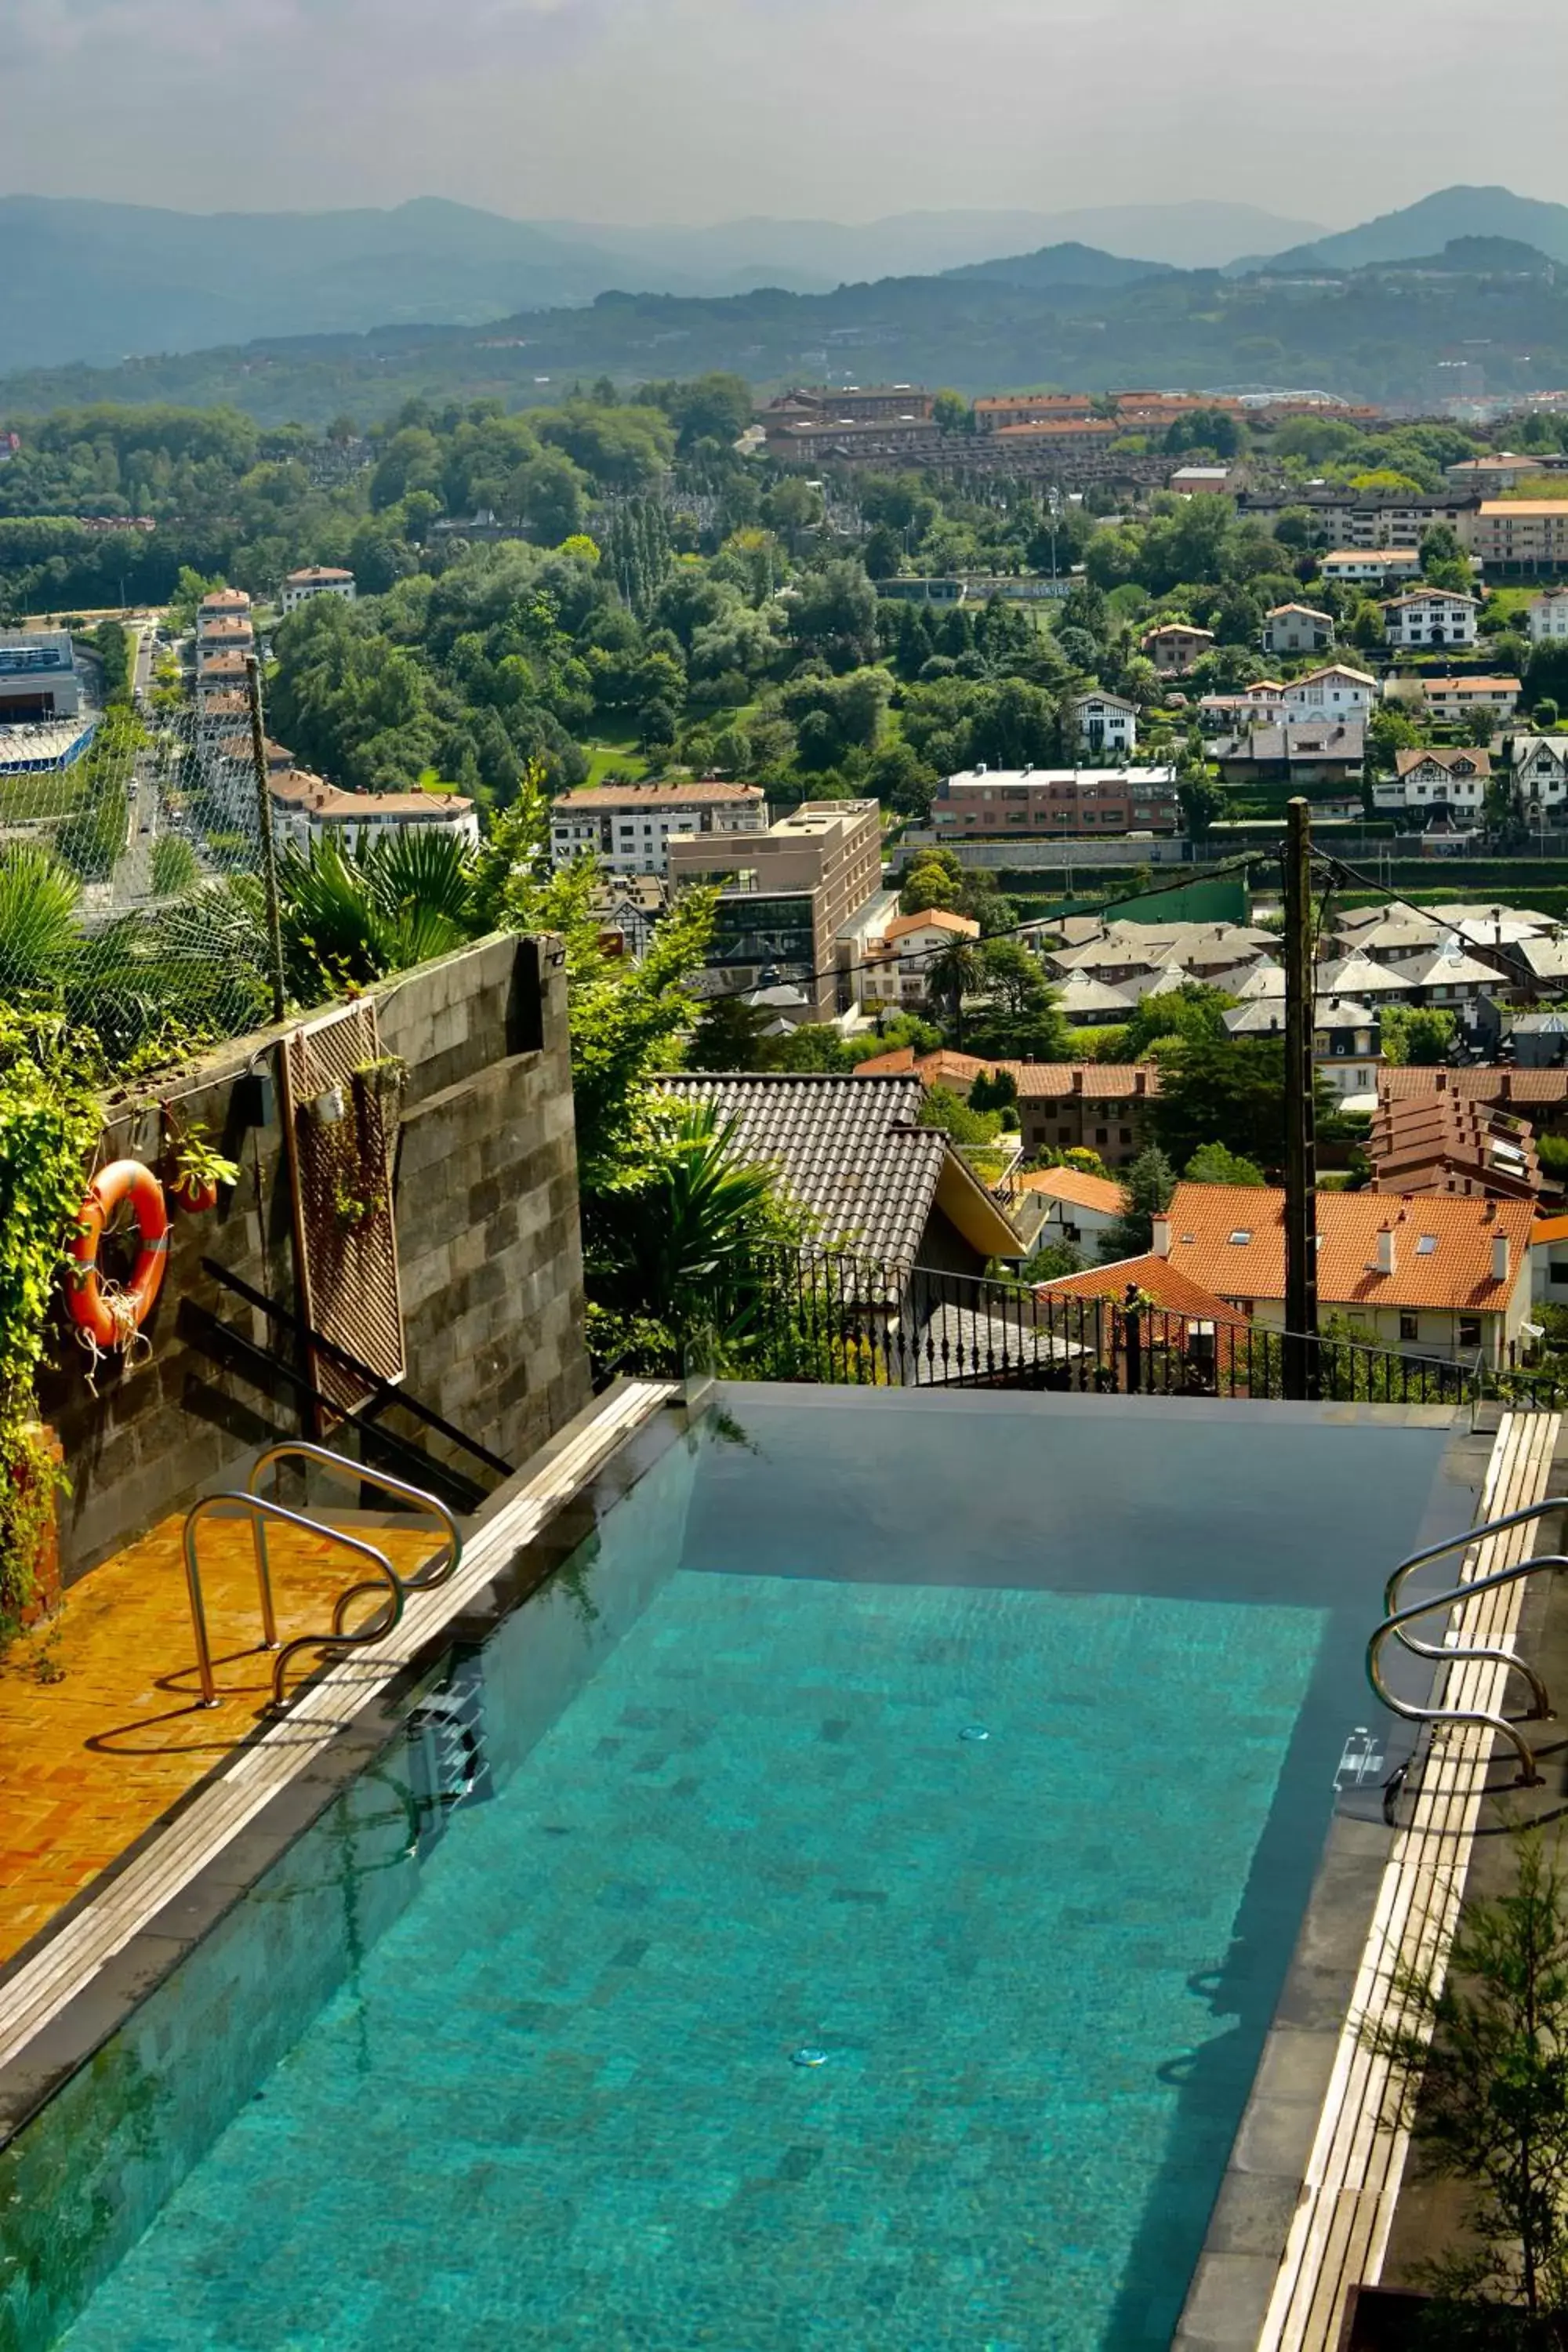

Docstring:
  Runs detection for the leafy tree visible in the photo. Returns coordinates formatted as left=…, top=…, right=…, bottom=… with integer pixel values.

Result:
left=1185, top=1142, right=1265, bottom=1185
left=926, top=934, right=985, bottom=1047
left=685, top=993, right=774, bottom=1072
left=933, top=390, right=972, bottom=436
left=1178, top=775, right=1224, bottom=842
left=1098, top=1146, right=1174, bottom=1262
left=969, top=1066, right=1018, bottom=1116
left=789, top=561, right=879, bottom=671
left=150, top=834, right=199, bottom=897
left=1380, top=1003, right=1457, bottom=1066
left=1122, top=981, right=1234, bottom=1060
left=1153, top=1034, right=1329, bottom=1175
left=1022, top=1240, right=1083, bottom=1282
left=862, top=524, right=904, bottom=580
left=917, top=1086, right=1000, bottom=1145
left=1363, top=1830, right=1568, bottom=2336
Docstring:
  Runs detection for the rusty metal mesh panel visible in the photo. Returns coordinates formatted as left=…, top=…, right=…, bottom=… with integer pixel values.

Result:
left=281, top=999, right=406, bottom=1421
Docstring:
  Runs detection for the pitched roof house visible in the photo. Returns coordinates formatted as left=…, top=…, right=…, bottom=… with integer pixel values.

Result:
left=659, top=1072, right=1024, bottom=1269
left=1159, top=1181, right=1534, bottom=1364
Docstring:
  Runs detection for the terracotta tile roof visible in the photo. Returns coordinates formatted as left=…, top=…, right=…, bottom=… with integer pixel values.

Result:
left=1394, top=745, right=1492, bottom=779
left=1163, top=1182, right=1533, bottom=1313
left=852, top=1047, right=992, bottom=1087
left=552, top=780, right=765, bottom=811
left=198, top=588, right=250, bottom=610
left=1015, top=1166, right=1126, bottom=1215
left=1000, top=1062, right=1163, bottom=1102
left=1036, top=1252, right=1250, bottom=1327
left=1533, top=1214, right=1568, bottom=1245
left=658, top=1072, right=1021, bottom=1264
left=285, top=567, right=354, bottom=583
left=1380, top=1067, right=1568, bottom=1109
left=883, top=909, right=981, bottom=942
left=852, top=1046, right=917, bottom=1076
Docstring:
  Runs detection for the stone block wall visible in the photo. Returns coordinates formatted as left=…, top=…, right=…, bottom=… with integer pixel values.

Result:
left=39, top=935, right=590, bottom=1582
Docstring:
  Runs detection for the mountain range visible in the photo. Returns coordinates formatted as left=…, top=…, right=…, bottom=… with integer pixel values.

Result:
left=0, top=194, right=1318, bottom=373
left=1270, top=185, right=1568, bottom=271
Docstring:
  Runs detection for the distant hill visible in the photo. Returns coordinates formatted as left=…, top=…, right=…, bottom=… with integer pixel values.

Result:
left=0, top=192, right=1327, bottom=375
left=943, top=242, right=1174, bottom=291
left=1269, top=185, right=1568, bottom=271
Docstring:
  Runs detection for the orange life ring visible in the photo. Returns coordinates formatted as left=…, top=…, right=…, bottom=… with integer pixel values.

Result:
left=66, top=1160, right=170, bottom=1353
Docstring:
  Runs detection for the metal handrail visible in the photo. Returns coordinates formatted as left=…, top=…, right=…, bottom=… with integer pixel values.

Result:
left=247, top=1440, right=463, bottom=1597
left=183, top=1494, right=404, bottom=1712
left=1367, top=1512, right=1568, bottom=1787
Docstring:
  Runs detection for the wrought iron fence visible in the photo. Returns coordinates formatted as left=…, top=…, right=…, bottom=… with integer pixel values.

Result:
left=734, top=1247, right=1478, bottom=1408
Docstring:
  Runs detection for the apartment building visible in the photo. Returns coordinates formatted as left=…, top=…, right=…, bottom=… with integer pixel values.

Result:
left=1005, top=1064, right=1162, bottom=1168
left=764, top=385, right=935, bottom=426
left=1238, top=487, right=1476, bottom=549
left=669, top=799, right=883, bottom=1019
left=268, top=771, right=480, bottom=855
left=931, top=766, right=1180, bottom=837
left=1381, top=590, right=1479, bottom=649
left=280, top=567, right=357, bottom=616
left=1465, top=501, right=1568, bottom=576
left=549, top=779, right=767, bottom=876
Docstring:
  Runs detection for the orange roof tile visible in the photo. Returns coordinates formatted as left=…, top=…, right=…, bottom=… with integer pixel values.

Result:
left=1000, top=1062, right=1163, bottom=1101
left=1163, top=1182, right=1532, bottom=1313
left=1014, top=1166, right=1126, bottom=1216
left=1036, top=1252, right=1250, bottom=1327
left=884, top=909, right=982, bottom=942
left=1532, top=1214, right=1568, bottom=1245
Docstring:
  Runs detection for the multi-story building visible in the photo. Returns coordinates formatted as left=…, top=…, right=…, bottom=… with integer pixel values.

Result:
left=1140, top=622, right=1214, bottom=676
left=1528, top=586, right=1568, bottom=641
left=763, top=386, right=935, bottom=427
left=549, top=780, right=768, bottom=876
left=1262, top=603, right=1334, bottom=657
left=1371, top=746, right=1490, bottom=822
left=0, top=630, right=81, bottom=723
left=763, top=416, right=940, bottom=466
left=1073, top=690, right=1138, bottom=757
left=1446, top=453, right=1567, bottom=493
left=1511, top=735, right=1568, bottom=811
left=1420, top=674, right=1521, bottom=724
left=1319, top=547, right=1424, bottom=587
left=280, top=567, right=357, bottom=616
left=1238, top=486, right=1477, bottom=550
left=1465, top=501, right=1568, bottom=576
left=858, top=909, right=982, bottom=1011
left=1381, top=590, right=1479, bottom=649
left=1210, top=723, right=1365, bottom=786
left=1280, top=664, right=1377, bottom=721
left=930, top=766, right=1180, bottom=837
left=668, top=800, right=883, bottom=1020
left=268, top=771, right=480, bottom=855
left=1005, top=1064, right=1162, bottom=1168
left=197, top=588, right=252, bottom=628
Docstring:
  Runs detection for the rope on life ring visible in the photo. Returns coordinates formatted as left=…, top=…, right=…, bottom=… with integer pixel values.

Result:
left=65, top=1159, right=170, bottom=1390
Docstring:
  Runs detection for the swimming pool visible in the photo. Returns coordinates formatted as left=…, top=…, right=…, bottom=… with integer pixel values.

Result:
left=1, top=1389, right=1477, bottom=2350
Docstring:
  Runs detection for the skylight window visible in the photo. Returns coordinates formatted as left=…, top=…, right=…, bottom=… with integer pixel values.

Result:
left=1229, top=1229, right=1252, bottom=1245
left=1416, top=1236, right=1438, bottom=1256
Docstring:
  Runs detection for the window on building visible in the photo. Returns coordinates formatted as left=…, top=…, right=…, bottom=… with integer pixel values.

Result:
left=1399, top=1313, right=1419, bottom=1342
left=1094, top=1127, right=1109, bottom=1144
left=1458, top=1317, right=1483, bottom=1351
left=1228, top=1229, right=1252, bottom=1246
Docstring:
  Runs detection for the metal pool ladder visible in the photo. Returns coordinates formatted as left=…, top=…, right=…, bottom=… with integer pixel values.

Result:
left=1367, top=1497, right=1568, bottom=1788
left=182, top=1441, right=463, bottom=1713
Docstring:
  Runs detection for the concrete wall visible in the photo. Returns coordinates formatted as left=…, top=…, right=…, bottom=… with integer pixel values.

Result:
left=39, top=935, right=590, bottom=1582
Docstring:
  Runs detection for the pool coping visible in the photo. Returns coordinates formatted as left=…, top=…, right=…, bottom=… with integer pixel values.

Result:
left=0, top=1377, right=677, bottom=2152
left=1173, top=1409, right=1565, bottom=2352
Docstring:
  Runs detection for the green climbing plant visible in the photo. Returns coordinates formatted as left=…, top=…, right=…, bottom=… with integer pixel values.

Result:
left=0, top=1012, right=100, bottom=1639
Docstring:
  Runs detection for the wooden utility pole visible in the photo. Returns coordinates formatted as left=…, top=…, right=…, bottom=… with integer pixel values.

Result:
left=1283, top=797, right=1319, bottom=1400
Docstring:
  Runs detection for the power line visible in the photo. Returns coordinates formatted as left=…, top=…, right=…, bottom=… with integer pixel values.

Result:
left=1307, top=848, right=1549, bottom=1004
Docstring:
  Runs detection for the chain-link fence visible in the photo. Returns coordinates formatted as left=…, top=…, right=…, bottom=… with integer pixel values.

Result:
left=0, top=612, right=285, bottom=1063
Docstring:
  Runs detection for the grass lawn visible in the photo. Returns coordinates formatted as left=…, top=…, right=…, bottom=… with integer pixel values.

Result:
left=582, top=738, right=651, bottom=786
left=0, top=773, right=85, bottom=822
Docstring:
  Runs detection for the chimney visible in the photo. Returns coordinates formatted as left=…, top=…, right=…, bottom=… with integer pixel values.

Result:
left=1377, top=1223, right=1396, bottom=1276
left=1072, top=1069, right=1083, bottom=1094
left=1494, top=1233, right=1510, bottom=1285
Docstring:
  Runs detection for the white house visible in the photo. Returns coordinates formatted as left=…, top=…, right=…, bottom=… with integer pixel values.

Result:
left=1512, top=735, right=1568, bottom=811
left=1371, top=746, right=1490, bottom=821
left=269, top=771, right=480, bottom=855
left=280, top=567, right=357, bottom=617
left=1262, top=603, right=1334, bottom=658
left=1381, top=590, right=1479, bottom=650
left=1014, top=1165, right=1126, bottom=1255
left=1421, top=674, right=1521, bottom=725
left=1319, top=547, right=1422, bottom=587
left=1280, top=664, right=1377, bottom=721
left=859, top=908, right=982, bottom=1009
left=1073, top=690, right=1138, bottom=757
left=1529, top=588, right=1568, bottom=643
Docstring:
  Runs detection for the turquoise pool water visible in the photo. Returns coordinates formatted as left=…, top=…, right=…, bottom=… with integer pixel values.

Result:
left=3, top=1391, right=1465, bottom=2350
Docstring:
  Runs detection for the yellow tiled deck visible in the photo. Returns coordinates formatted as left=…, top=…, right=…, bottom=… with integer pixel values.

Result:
left=0, top=1513, right=441, bottom=1969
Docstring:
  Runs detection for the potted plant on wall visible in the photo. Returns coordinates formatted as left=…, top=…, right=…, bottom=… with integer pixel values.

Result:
left=168, top=1123, right=240, bottom=1217
left=0, top=1014, right=99, bottom=1643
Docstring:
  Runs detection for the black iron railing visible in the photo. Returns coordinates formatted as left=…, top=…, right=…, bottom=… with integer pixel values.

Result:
left=733, top=1248, right=1479, bottom=1408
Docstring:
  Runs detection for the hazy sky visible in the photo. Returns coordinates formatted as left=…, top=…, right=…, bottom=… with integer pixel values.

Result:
left=5, top=0, right=1568, bottom=225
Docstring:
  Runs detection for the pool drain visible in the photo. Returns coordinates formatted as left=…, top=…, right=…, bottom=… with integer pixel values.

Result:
left=791, top=2047, right=829, bottom=2068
